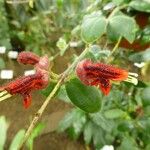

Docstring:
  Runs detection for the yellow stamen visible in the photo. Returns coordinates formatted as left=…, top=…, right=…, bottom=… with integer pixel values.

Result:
left=125, top=76, right=138, bottom=85
left=0, top=93, right=12, bottom=102
left=124, top=72, right=138, bottom=85
left=128, top=72, right=138, bottom=77
left=0, top=90, right=8, bottom=97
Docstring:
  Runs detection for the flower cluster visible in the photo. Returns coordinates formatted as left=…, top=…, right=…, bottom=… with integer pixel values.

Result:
left=0, top=52, right=50, bottom=108
left=76, top=59, right=138, bottom=95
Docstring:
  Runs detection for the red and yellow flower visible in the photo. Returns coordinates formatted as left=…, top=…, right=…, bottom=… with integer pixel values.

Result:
left=76, top=59, right=138, bottom=95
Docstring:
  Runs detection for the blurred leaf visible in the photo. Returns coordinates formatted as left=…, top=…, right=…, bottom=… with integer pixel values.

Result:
left=104, top=109, right=126, bottom=119
left=107, top=14, right=137, bottom=43
left=129, top=48, right=150, bottom=62
left=0, top=116, right=8, bottom=150
left=9, top=130, right=25, bottom=150
left=117, top=136, right=139, bottom=150
left=66, top=78, right=102, bottom=113
left=83, top=120, right=93, bottom=144
left=117, top=121, right=134, bottom=132
left=58, top=108, right=86, bottom=140
left=0, top=58, right=5, bottom=69
left=141, top=87, right=150, bottom=106
left=56, top=37, right=68, bottom=56
left=58, top=108, right=86, bottom=132
left=113, top=0, right=124, bottom=5
left=81, top=11, right=107, bottom=43
left=129, top=0, right=150, bottom=13
left=89, top=45, right=110, bottom=60
left=146, top=144, right=150, bottom=150
left=136, top=80, right=148, bottom=88
left=93, top=125, right=105, bottom=149
left=41, top=82, right=59, bottom=97
left=90, top=112, right=114, bottom=132
left=72, top=112, right=86, bottom=139
left=56, top=85, right=71, bottom=103
left=144, top=105, right=150, bottom=116
left=26, top=123, right=45, bottom=150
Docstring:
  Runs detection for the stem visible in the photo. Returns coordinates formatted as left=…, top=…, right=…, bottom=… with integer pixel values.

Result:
left=107, top=36, right=122, bottom=63
left=110, top=36, right=122, bottom=56
left=18, top=47, right=89, bottom=149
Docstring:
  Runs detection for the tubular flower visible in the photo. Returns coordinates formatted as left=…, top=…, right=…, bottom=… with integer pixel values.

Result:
left=17, top=51, right=40, bottom=65
left=0, top=52, right=50, bottom=108
left=76, top=59, right=138, bottom=95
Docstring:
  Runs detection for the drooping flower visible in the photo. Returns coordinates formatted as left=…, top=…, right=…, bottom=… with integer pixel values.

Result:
left=17, top=51, right=40, bottom=65
left=0, top=52, right=50, bottom=108
left=76, top=59, right=138, bottom=95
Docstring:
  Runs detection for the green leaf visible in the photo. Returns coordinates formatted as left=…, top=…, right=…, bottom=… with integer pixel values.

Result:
left=0, top=116, right=8, bottom=150
left=89, top=45, right=110, bottom=60
left=56, top=85, right=71, bottom=103
left=41, top=82, right=59, bottom=97
left=58, top=108, right=86, bottom=140
left=90, top=112, right=114, bottom=132
left=117, top=121, right=134, bottom=132
left=141, top=87, right=150, bottom=106
left=26, top=123, right=45, bottom=150
left=107, top=15, right=137, bottom=43
left=0, top=58, right=5, bottom=69
left=81, top=11, right=107, bottom=43
left=58, top=108, right=85, bottom=132
left=72, top=111, right=86, bottom=139
left=129, top=48, right=150, bottom=62
left=56, top=37, right=68, bottom=56
left=93, top=125, right=105, bottom=149
left=9, top=130, right=25, bottom=150
left=83, top=121, right=93, bottom=144
left=66, top=78, right=102, bottom=113
left=117, top=136, right=139, bottom=150
left=129, top=0, right=150, bottom=13
left=104, top=109, right=125, bottom=119
left=113, top=0, right=124, bottom=5
left=146, top=144, right=150, bottom=150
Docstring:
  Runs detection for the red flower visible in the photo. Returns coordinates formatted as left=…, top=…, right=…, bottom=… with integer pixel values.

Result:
left=76, top=59, right=136, bottom=95
left=17, top=52, right=40, bottom=65
left=0, top=52, right=50, bottom=108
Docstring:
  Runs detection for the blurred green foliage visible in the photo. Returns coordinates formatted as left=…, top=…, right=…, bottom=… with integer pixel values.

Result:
left=0, top=116, right=44, bottom=150
left=0, top=0, right=150, bottom=150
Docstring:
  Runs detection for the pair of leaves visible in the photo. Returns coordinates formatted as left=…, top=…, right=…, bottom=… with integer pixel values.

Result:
left=81, top=10, right=137, bottom=43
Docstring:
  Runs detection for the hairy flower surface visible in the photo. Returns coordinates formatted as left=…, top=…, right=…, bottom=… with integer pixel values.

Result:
left=0, top=52, right=50, bottom=108
left=76, top=59, right=137, bottom=95
left=17, top=52, right=40, bottom=65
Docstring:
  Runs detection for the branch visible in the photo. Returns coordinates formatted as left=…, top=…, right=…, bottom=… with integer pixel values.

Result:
left=18, top=47, right=89, bottom=149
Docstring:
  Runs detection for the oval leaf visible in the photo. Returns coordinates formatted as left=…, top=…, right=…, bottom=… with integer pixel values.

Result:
left=104, top=109, right=125, bottom=119
left=81, top=11, right=107, bottom=43
left=66, top=78, right=102, bottom=113
left=129, top=0, right=150, bottom=13
left=0, top=116, right=8, bottom=150
left=9, top=130, right=25, bottom=150
left=107, top=15, right=137, bottom=43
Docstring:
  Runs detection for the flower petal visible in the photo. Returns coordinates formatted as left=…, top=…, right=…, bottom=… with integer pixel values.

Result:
left=23, top=93, right=31, bottom=109
left=99, top=78, right=111, bottom=95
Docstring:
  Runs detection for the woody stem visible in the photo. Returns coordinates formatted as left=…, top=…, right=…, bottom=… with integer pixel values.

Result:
left=18, top=47, right=89, bottom=149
